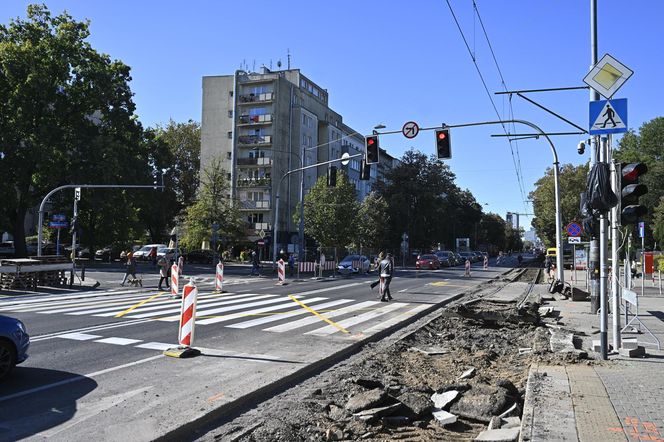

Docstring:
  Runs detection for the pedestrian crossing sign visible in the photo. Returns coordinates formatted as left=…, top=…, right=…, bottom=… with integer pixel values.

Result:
left=589, top=98, right=627, bottom=135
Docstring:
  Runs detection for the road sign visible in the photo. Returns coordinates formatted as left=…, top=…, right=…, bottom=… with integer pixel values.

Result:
left=52, top=214, right=67, bottom=222
left=566, top=222, right=582, bottom=237
left=568, top=237, right=581, bottom=244
left=257, top=240, right=265, bottom=246
left=258, top=229, right=266, bottom=239
left=74, top=187, right=81, bottom=201
left=639, top=221, right=645, bottom=238
left=340, top=152, right=351, bottom=166
left=589, top=98, right=627, bottom=135
left=402, top=121, right=419, bottom=139
left=49, top=221, right=69, bottom=229
left=583, top=53, right=633, bottom=99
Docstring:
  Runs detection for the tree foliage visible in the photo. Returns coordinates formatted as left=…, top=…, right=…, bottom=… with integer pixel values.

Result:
left=181, top=158, right=243, bottom=251
left=529, top=163, right=588, bottom=247
left=355, top=192, right=390, bottom=252
left=0, top=4, right=146, bottom=255
left=299, top=171, right=359, bottom=250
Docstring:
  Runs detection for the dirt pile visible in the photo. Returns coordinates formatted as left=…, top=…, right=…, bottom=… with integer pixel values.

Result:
left=205, top=292, right=589, bottom=441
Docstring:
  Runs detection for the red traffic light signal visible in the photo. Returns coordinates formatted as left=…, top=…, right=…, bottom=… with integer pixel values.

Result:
left=365, top=136, right=379, bottom=164
left=620, top=162, right=648, bottom=225
left=435, top=129, right=451, bottom=159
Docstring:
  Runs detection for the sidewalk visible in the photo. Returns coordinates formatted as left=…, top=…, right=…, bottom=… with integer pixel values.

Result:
left=522, top=270, right=664, bottom=441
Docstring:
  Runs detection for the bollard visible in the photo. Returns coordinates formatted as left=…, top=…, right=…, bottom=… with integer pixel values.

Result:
left=215, top=262, right=224, bottom=292
left=178, top=279, right=198, bottom=347
left=177, top=256, right=184, bottom=277
left=277, top=259, right=285, bottom=285
left=170, top=264, right=179, bottom=298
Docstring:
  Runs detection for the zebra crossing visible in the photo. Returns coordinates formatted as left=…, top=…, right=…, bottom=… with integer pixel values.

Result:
left=0, top=287, right=432, bottom=337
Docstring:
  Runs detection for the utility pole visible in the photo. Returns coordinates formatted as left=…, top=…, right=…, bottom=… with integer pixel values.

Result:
left=588, top=0, right=601, bottom=318
left=610, top=136, right=621, bottom=351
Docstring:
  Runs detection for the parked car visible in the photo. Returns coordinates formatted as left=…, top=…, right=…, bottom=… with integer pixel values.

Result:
left=185, top=249, right=214, bottom=264
left=157, top=247, right=178, bottom=262
left=416, top=254, right=440, bottom=270
left=0, top=315, right=30, bottom=381
left=454, top=252, right=464, bottom=265
left=337, top=255, right=371, bottom=275
left=95, top=246, right=122, bottom=262
left=133, top=244, right=167, bottom=261
left=458, top=251, right=475, bottom=263
left=0, top=242, right=15, bottom=257
left=434, top=250, right=456, bottom=267
left=77, top=248, right=92, bottom=259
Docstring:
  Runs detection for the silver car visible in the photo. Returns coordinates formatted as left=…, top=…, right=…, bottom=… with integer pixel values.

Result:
left=337, top=255, right=370, bottom=275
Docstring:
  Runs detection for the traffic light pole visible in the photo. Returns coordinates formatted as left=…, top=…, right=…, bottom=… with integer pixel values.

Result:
left=37, top=183, right=165, bottom=257
left=610, top=152, right=621, bottom=351
left=598, top=136, right=609, bottom=359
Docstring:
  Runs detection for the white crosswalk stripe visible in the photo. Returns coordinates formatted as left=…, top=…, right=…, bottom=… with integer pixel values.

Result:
left=1, top=288, right=432, bottom=338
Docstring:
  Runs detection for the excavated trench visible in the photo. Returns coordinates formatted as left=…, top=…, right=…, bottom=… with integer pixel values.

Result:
left=199, top=267, right=587, bottom=442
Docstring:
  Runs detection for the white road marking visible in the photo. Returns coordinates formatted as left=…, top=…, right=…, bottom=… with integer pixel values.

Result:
left=362, top=304, right=431, bottom=333
left=226, top=298, right=354, bottom=329
left=56, top=332, right=103, bottom=341
left=94, top=337, right=143, bottom=346
left=196, top=297, right=328, bottom=325
left=305, top=302, right=406, bottom=336
left=264, top=301, right=379, bottom=333
left=154, top=295, right=303, bottom=322
left=135, top=342, right=173, bottom=351
left=127, top=294, right=278, bottom=320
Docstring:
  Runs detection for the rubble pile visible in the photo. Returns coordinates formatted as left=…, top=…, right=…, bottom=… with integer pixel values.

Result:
left=207, top=294, right=589, bottom=442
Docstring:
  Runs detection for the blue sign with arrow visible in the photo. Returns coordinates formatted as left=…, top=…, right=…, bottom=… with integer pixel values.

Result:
left=589, top=98, right=627, bottom=135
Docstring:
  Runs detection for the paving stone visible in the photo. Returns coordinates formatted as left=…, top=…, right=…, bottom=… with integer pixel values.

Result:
left=431, top=409, right=457, bottom=426
left=431, top=390, right=458, bottom=410
left=474, top=427, right=520, bottom=441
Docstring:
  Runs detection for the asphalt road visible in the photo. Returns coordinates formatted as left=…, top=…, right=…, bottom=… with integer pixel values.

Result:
left=0, top=258, right=515, bottom=441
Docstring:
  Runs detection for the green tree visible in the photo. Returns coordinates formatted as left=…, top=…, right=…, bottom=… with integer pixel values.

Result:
left=0, top=5, right=145, bottom=256
left=181, top=158, right=243, bottom=251
left=477, top=213, right=506, bottom=251
left=355, top=192, right=390, bottom=252
left=154, top=119, right=200, bottom=209
left=529, top=163, right=589, bottom=247
left=652, top=197, right=664, bottom=248
left=299, top=171, right=359, bottom=252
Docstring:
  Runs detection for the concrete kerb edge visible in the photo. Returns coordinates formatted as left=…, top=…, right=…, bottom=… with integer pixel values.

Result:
left=156, top=291, right=468, bottom=442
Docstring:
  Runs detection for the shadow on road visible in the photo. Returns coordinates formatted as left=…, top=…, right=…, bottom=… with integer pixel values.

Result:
left=0, top=367, right=97, bottom=440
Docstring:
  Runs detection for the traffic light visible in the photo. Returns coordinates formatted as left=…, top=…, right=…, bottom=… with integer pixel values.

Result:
left=327, top=166, right=337, bottom=187
left=359, top=160, right=371, bottom=180
left=620, top=162, right=648, bottom=225
left=365, top=135, right=379, bottom=164
left=435, top=129, right=451, bottom=159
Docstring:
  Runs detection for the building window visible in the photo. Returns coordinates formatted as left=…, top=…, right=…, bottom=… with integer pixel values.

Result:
left=228, top=110, right=233, bottom=118
left=227, top=131, right=232, bottom=139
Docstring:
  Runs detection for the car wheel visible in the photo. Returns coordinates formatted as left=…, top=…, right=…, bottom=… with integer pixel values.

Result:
left=0, top=339, right=17, bottom=382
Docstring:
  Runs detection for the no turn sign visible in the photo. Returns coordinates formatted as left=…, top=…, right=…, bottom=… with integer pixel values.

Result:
left=402, top=121, right=419, bottom=139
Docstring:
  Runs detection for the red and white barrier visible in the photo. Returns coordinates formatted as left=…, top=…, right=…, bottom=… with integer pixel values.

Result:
left=215, top=262, right=224, bottom=292
left=277, top=259, right=285, bottom=284
left=178, top=279, right=198, bottom=347
left=170, top=264, right=179, bottom=298
left=299, top=262, right=317, bottom=273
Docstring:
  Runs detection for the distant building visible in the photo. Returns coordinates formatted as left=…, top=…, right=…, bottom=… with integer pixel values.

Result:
left=201, top=67, right=397, bottom=256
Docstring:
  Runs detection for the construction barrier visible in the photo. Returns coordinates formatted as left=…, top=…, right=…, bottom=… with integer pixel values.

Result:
left=215, top=262, right=224, bottom=292
left=171, top=264, right=179, bottom=298
left=277, top=259, right=285, bottom=284
left=299, top=262, right=317, bottom=273
left=178, top=279, right=198, bottom=347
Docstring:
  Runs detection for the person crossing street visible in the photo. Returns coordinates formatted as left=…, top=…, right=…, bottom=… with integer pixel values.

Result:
left=378, top=252, right=394, bottom=302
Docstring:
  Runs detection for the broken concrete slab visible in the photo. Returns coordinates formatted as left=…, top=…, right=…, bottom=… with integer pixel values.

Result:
left=450, top=384, right=510, bottom=423
left=409, top=346, right=449, bottom=356
left=474, top=427, right=520, bottom=441
left=431, top=390, right=459, bottom=409
left=458, top=367, right=476, bottom=380
left=571, top=286, right=589, bottom=301
left=619, top=345, right=646, bottom=358
left=621, top=337, right=639, bottom=350
left=501, top=416, right=521, bottom=429
left=487, top=415, right=502, bottom=430
left=352, top=403, right=401, bottom=421
left=549, top=328, right=576, bottom=353
left=345, top=389, right=388, bottom=413
left=397, top=391, right=432, bottom=417
left=432, top=409, right=457, bottom=426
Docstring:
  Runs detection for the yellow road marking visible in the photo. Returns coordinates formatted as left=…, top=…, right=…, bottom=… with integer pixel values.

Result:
left=429, top=281, right=449, bottom=287
left=206, top=392, right=225, bottom=403
left=288, top=295, right=349, bottom=334
left=115, top=291, right=166, bottom=318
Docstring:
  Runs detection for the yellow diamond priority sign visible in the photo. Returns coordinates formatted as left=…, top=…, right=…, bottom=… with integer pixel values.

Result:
left=583, top=53, right=633, bottom=99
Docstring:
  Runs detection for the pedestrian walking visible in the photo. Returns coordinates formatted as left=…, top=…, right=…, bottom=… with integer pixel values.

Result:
left=378, top=253, right=394, bottom=301
left=370, top=252, right=384, bottom=290
left=121, top=251, right=137, bottom=286
left=319, top=251, right=326, bottom=278
left=148, top=246, right=158, bottom=267
left=157, top=255, right=170, bottom=290
left=549, top=263, right=557, bottom=282
left=288, top=253, right=295, bottom=277
left=250, top=249, right=260, bottom=276
left=545, top=255, right=552, bottom=281
left=464, top=258, right=471, bottom=277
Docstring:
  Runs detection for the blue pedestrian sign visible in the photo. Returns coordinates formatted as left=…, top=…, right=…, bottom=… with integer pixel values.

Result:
left=589, top=98, right=627, bottom=135
left=639, top=221, right=645, bottom=238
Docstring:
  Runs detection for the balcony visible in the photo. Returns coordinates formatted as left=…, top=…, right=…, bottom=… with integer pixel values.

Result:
left=237, top=134, right=272, bottom=147
left=236, top=157, right=273, bottom=166
left=238, top=200, right=271, bottom=210
left=238, top=113, right=272, bottom=126
left=236, top=177, right=272, bottom=188
left=238, top=92, right=274, bottom=104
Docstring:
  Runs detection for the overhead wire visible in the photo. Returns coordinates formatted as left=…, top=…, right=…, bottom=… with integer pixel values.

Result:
left=445, top=0, right=530, bottom=215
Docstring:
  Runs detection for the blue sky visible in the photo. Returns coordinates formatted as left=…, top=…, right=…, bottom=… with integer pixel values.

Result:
left=3, top=1, right=663, bottom=232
